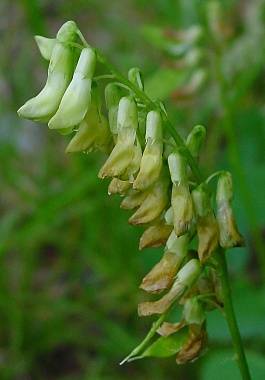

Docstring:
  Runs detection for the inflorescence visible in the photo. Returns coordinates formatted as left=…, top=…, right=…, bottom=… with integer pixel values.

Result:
left=18, top=21, right=244, bottom=365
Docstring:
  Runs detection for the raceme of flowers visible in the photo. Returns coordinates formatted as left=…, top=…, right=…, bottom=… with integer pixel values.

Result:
left=17, top=21, right=244, bottom=365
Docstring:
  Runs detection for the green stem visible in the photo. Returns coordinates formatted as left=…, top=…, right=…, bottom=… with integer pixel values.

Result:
left=216, top=249, right=251, bottom=380
left=120, top=313, right=167, bottom=365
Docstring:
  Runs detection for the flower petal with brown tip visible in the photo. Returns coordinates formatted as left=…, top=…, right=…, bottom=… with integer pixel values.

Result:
left=139, top=223, right=172, bottom=250
left=176, top=324, right=207, bottom=364
left=140, top=251, right=183, bottom=293
left=157, top=321, right=186, bottom=337
left=197, top=214, right=219, bottom=262
left=129, top=176, right=169, bottom=225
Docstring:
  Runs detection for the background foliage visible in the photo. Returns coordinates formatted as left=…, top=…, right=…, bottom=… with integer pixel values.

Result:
left=0, top=0, right=265, bottom=379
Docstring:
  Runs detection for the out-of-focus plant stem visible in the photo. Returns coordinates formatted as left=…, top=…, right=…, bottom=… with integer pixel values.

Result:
left=216, top=249, right=251, bottom=380
left=214, top=47, right=265, bottom=281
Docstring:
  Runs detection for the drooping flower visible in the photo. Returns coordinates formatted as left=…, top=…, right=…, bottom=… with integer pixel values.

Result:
left=140, top=232, right=189, bottom=293
left=133, top=110, right=163, bottom=191
left=120, top=189, right=148, bottom=210
left=66, top=88, right=112, bottom=153
left=98, top=96, right=141, bottom=179
left=129, top=170, right=169, bottom=225
left=138, top=259, right=201, bottom=316
left=108, top=178, right=131, bottom=196
left=192, top=184, right=219, bottom=262
left=176, top=324, right=207, bottom=364
left=186, top=125, right=206, bottom=160
left=168, top=152, right=193, bottom=237
left=216, top=172, right=244, bottom=248
left=49, top=47, right=96, bottom=131
left=17, top=21, right=78, bottom=122
left=139, top=220, right=172, bottom=250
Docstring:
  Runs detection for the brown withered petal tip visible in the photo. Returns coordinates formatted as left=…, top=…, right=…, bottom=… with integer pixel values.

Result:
left=157, top=321, right=186, bottom=337
left=197, top=214, right=219, bottom=263
left=139, top=251, right=183, bottom=293
left=176, top=325, right=207, bottom=364
left=139, top=224, right=172, bottom=250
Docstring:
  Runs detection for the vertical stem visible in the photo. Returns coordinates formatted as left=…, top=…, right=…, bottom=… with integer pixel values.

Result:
left=216, top=249, right=251, bottom=380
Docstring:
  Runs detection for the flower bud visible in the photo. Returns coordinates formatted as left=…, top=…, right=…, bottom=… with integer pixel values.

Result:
left=139, top=221, right=172, bottom=250
left=164, top=207, right=174, bottom=225
left=18, top=23, right=77, bottom=122
left=56, top=20, right=78, bottom=43
left=49, top=47, right=96, bottom=131
left=98, top=96, right=139, bottom=179
left=105, top=83, right=122, bottom=135
left=192, top=184, right=219, bottom=262
left=186, top=125, right=206, bottom=160
left=108, top=178, right=131, bottom=196
left=34, top=36, right=56, bottom=60
left=133, top=110, right=163, bottom=190
left=128, top=67, right=144, bottom=90
left=138, top=259, right=200, bottom=316
left=121, top=139, right=142, bottom=181
left=216, top=172, right=244, bottom=248
left=120, top=190, right=148, bottom=210
left=168, top=152, right=193, bottom=237
left=66, top=89, right=111, bottom=154
left=176, top=324, right=207, bottom=364
left=129, top=173, right=169, bottom=225
left=140, top=232, right=189, bottom=293
left=117, top=96, right=138, bottom=133
left=183, top=297, right=205, bottom=325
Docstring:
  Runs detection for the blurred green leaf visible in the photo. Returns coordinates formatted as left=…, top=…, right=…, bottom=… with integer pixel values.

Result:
left=208, top=282, right=265, bottom=342
left=200, top=349, right=265, bottom=380
left=145, top=68, right=187, bottom=100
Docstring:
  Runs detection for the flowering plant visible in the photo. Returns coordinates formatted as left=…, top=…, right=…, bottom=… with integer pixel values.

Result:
left=18, top=21, right=250, bottom=379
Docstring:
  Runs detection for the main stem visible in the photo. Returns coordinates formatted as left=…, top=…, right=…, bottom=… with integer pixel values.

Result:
left=80, top=36, right=250, bottom=378
left=216, top=249, right=251, bottom=380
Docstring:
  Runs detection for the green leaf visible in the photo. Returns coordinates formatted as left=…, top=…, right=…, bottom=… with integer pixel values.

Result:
left=145, top=68, right=187, bottom=100
left=201, top=349, right=265, bottom=380
left=208, top=282, right=265, bottom=342
left=141, top=327, right=189, bottom=358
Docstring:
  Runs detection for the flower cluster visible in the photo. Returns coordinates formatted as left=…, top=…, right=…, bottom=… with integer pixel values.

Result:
left=18, top=21, right=244, bottom=365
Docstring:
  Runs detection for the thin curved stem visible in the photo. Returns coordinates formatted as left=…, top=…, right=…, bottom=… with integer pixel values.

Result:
left=216, top=249, right=251, bottom=380
left=119, top=313, right=167, bottom=365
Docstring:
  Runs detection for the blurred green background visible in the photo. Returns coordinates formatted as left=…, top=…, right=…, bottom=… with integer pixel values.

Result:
left=0, top=0, right=265, bottom=379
